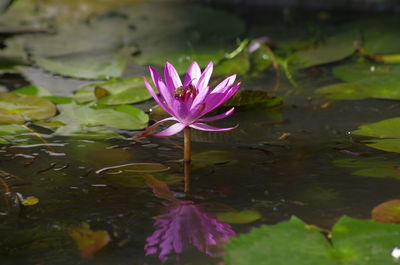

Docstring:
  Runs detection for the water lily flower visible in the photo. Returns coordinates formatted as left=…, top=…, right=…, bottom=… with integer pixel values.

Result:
left=145, top=200, right=236, bottom=262
left=141, top=61, right=240, bottom=137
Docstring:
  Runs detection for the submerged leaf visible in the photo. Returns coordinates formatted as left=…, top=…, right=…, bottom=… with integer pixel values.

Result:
left=216, top=210, right=262, bottom=224
left=224, top=90, right=283, bottom=109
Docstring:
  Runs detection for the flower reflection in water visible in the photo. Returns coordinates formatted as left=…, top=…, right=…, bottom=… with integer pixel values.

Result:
left=145, top=200, right=236, bottom=262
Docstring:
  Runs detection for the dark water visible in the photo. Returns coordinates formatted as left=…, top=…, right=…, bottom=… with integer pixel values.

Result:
left=1, top=4, right=400, bottom=265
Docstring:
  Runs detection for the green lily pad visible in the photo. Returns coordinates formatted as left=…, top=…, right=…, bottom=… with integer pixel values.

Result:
left=334, top=157, right=400, bottom=179
left=351, top=118, right=400, bottom=153
left=53, top=103, right=148, bottom=135
left=74, top=77, right=151, bottom=105
left=25, top=18, right=135, bottom=79
left=316, top=63, right=400, bottom=100
left=0, top=93, right=56, bottom=124
left=224, top=90, right=283, bottom=109
left=216, top=210, right=262, bottom=224
left=12, top=85, right=51, bottom=97
left=225, top=215, right=400, bottom=265
left=371, top=200, right=400, bottom=223
left=291, top=30, right=358, bottom=69
left=225, top=216, right=335, bottom=265
left=362, top=20, right=400, bottom=54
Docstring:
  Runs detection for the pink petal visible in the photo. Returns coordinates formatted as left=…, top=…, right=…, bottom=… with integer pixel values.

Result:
left=189, top=122, right=238, bottom=132
left=190, top=85, right=210, bottom=112
left=134, top=117, right=177, bottom=138
left=184, top=62, right=201, bottom=87
left=196, top=62, right=213, bottom=91
left=202, top=82, right=240, bottom=115
left=172, top=100, right=190, bottom=124
left=149, top=66, right=174, bottom=108
left=211, top=74, right=236, bottom=95
left=143, top=78, right=175, bottom=116
left=153, top=123, right=186, bottom=137
left=198, top=107, right=235, bottom=122
left=164, top=62, right=182, bottom=90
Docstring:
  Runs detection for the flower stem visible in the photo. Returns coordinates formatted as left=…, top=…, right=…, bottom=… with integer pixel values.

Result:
left=183, top=127, right=191, bottom=193
left=184, top=127, right=191, bottom=162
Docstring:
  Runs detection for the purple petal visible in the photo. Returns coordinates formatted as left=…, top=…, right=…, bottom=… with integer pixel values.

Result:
left=153, top=123, right=186, bottom=137
left=196, top=62, right=213, bottom=91
left=143, top=78, right=175, bottom=116
left=198, top=107, right=235, bottom=122
left=149, top=66, right=174, bottom=108
left=164, top=62, right=182, bottom=90
left=189, top=122, right=238, bottom=132
left=184, top=62, right=201, bottom=87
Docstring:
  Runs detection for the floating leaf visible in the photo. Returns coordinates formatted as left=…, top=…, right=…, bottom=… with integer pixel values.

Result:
left=216, top=210, right=262, bottom=224
left=12, top=85, right=51, bottom=97
left=316, top=63, right=400, bottom=100
left=53, top=103, right=149, bottom=132
left=334, top=157, right=400, bottom=179
left=25, top=18, right=135, bottom=79
left=225, top=216, right=334, bottom=265
left=372, top=200, right=400, bottom=223
left=352, top=118, right=400, bottom=153
left=122, top=2, right=244, bottom=73
left=96, top=163, right=170, bottom=175
left=0, top=93, right=56, bottom=124
left=224, top=90, right=283, bottom=109
left=74, top=77, right=151, bottom=105
left=291, top=30, right=358, bottom=69
left=225, top=215, right=400, bottom=265
left=67, top=222, right=111, bottom=258
left=362, top=18, right=400, bottom=54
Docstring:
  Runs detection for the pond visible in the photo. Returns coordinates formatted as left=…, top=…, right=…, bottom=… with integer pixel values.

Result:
left=0, top=1, right=400, bottom=265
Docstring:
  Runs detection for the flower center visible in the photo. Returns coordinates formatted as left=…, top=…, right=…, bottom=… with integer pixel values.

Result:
left=174, top=85, right=196, bottom=101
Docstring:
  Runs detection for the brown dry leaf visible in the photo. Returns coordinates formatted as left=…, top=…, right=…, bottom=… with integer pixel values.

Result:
left=143, top=173, right=177, bottom=202
left=321, top=101, right=332, bottom=108
left=371, top=199, right=400, bottom=223
left=278, top=132, right=291, bottom=140
left=67, top=222, right=111, bottom=258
